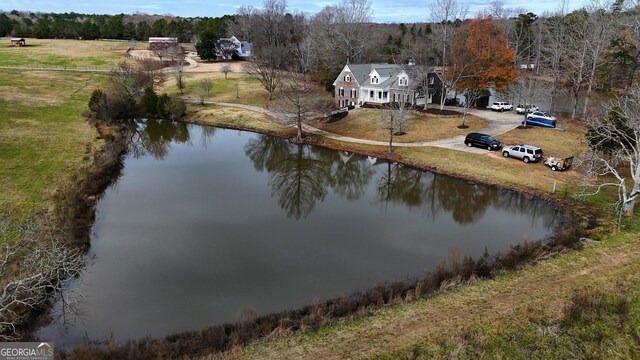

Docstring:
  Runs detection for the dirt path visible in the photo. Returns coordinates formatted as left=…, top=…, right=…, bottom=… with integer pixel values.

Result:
left=215, top=237, right=640, bottom=359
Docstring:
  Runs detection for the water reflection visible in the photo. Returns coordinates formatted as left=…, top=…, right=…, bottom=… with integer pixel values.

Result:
left=126, top=119, right=192, bottom=159
left=38, top=124, right=563, bottom=347
left=240, top=133, right=561, bottom=227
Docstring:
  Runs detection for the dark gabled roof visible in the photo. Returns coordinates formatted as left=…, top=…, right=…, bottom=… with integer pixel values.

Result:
left=337, top=63, right=437, bottom=88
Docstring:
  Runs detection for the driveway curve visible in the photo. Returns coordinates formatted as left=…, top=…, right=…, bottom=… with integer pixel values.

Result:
left=186, top=100, right=524, bottom=152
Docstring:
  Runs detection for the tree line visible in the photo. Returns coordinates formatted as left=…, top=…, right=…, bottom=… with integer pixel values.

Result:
left=0, top=10, right=233, bottom=43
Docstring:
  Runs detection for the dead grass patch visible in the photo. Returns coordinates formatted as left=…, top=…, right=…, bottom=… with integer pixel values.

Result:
left=496, top=119, right=588, bottom=159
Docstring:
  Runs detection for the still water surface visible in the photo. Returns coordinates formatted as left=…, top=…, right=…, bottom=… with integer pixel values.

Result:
left=38, top=120, right=562, bottom=346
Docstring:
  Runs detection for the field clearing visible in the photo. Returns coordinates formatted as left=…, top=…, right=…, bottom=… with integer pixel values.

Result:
left=313, top=108, right=489, bottom=143
left=0, top=69, right=107, bottom=216
left=0, top=38, right=128, bottom=69
left=162, top=72, right=272, bottom=108
left=185, top=105, right=296, bottom=136
left=496, top=119, right=589, bottom=159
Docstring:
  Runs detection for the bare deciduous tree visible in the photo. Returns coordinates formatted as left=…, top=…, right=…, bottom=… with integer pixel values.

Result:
left=174, top=51, right=186, bottom=95
left=244, top=47, right=286, bottom=100
left=109, top=61, right=153, bottom=97
left=430, top=0, right=468, bottom=110
left=581, top=89, right=640, bottom=218
left=273, top=73, right=332, bottom=142
left=380, top=93, right=412, bottom=154
left=220, top=64, right=233, bottom=80
left=0, top=219, right=85, bottom=340
left=198, top=78, right=213, bottom=104
left=308, top=0, right=380, bottom=71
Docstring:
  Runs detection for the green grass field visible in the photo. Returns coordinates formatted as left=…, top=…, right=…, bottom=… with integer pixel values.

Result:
left=0, top=38, right=128, bottom=69
left=0, top=69, right=108, bottom=216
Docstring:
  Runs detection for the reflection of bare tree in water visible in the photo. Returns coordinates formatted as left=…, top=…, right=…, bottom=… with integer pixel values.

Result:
left=245, top=136, right=335, bottom=219
left=125, top=119, right=191, bottom=159
left=376, top=162, right=500, bottom=225
left=270, top=145, right=332, bottom=219
left=313, top=150, right=374, bottom=201
left=244, top=135, right=291, bottom=172
left=492, top=190, right=561, bottom=229
left=435, top=178, right=495, bottom=225
left=377, top=162, right=435, bottom=209
left=199, top=125, right=216, bottom=149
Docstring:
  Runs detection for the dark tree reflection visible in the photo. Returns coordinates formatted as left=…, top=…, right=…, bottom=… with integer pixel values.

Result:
left=126, top=119, right=191, bottom=159
left=271, top=145, right=333, bottom=219
left=435, top=178, right=495, bottom=225
left=376, top=162, right=502, bottom=225
left=245, top=136, right=333, bottom=219
left=243, top=134, right=560, bottom=224
left=315, top=150, right=375, bottom=201
left=377, top=162, right=435, bottom=209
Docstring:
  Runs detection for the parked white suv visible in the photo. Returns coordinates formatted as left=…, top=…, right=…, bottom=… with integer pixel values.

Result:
left=490, top=102, right=513, bottom=112
left=502, top=144, right=544, bottom=163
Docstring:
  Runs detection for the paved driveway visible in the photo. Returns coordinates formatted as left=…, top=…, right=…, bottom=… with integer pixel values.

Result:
left=426, top=108, right=524, bottom=153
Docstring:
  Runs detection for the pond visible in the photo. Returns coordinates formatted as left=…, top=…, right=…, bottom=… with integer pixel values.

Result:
left=37, top=120, right=563, bottom=347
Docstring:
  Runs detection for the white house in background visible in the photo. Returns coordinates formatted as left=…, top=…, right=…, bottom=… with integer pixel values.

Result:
left=332, top=63, right=442, bottom=108
left=217, top=36, right=252, bottom=59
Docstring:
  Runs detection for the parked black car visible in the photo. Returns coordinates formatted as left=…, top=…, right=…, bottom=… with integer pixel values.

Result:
left=464, top=132, right=502, bottom=150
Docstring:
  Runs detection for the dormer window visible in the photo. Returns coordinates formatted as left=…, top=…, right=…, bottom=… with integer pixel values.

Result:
left=372, top=76, right=379, bottom=84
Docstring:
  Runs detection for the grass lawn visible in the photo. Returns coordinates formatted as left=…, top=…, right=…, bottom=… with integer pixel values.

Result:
left=496, top=119, right=588, bottom=159
left=185, top=105, right=296, bottom=136
left=0, top=69, right=107, bottom=217
left=313, top=108, right=489, bottom=143
left=0, top=38, right=128, bottom=69
left=162, top=72, right=271, bottom=108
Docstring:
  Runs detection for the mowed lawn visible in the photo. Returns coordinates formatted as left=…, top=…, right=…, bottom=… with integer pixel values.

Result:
left=0, top=69, right=107, bottom=216
left=162, top=72, right=272, bottom=108
left=0, top=38, right=128, bottom=69
left=314, top=108, right=489, bottom=143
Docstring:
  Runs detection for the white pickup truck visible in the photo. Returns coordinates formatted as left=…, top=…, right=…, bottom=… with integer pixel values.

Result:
left=489, top=102, right=513, bottom=112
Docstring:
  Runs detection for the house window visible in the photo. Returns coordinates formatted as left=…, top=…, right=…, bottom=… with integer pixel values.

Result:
left=344, top=75, right=351, bottom=82
left=429, top=76, right=434, bottom=85
left=399, top=77, right=408, bottom=86
left=339, top=88, right=344, bottom=96
left=339, top=99, right=345, bottom=107
left=372, top=76, right=379, bottom=84
left=370, top=90, right=374, bottom=98
left=350, top=89, right=357, bottom=98
left=383, top=91, right=388, bottom=99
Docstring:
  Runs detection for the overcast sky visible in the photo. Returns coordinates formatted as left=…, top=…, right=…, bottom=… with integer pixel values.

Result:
left=2, top=0, right=582, bottom=22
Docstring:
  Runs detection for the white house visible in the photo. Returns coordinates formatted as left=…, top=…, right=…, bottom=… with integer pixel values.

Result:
left=332, top=63, right=442, bottom=108
left=217, top=36, right=252, bottom=59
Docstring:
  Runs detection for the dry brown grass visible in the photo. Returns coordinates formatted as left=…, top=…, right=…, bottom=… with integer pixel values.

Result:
left=313, top=108, right=489, bottom=143
left=185, top=105, right=296, bottom=136
left=496, top=118, right=588, bottom=159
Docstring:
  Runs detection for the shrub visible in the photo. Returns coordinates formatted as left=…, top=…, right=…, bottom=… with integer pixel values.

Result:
left=141, top=87, right=158, bottom=115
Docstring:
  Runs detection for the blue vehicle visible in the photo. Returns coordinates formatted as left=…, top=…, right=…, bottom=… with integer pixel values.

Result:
left=525, top=111, right=557, bottom=128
